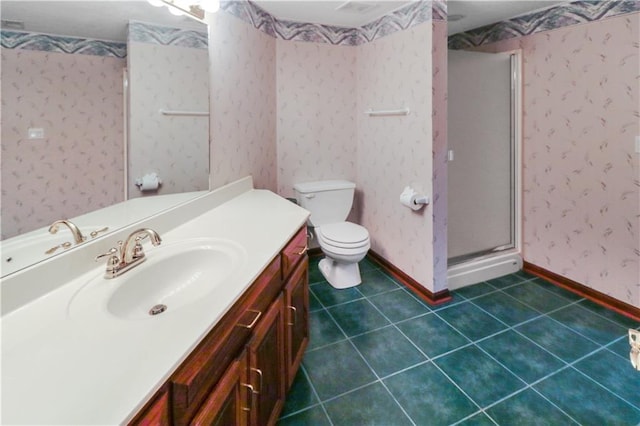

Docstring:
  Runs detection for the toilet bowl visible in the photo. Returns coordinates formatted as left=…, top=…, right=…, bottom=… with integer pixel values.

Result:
left=293, top=179, right=370, bottom=289
left=316, top=222, right=370, bottom=289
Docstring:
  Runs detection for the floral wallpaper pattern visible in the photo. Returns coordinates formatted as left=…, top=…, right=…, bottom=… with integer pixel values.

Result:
left=475, top=13, right=639, bottom=307
left=213, top=1, right=638, bottom=306
left=208, top=10, right=277, bottom=191
left=1, top=48, right=125, bottom=239
left=0, top=30, right=126, bottom=58
left=431, top=20, right=448, bottom=293
left=127, top=41, right=210, bottom=198
left=276, top=41, right=357, bottom=198
left=449, top=0, right=639, bottom=49
left=357, top=23, right=434, bottom=289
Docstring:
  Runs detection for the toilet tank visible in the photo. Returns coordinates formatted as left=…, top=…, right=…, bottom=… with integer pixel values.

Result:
left=293, top=180, right=356, bottom=227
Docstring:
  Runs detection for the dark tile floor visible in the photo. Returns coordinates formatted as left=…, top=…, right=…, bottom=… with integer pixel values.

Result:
left=278, top=256, right=640, bottom=426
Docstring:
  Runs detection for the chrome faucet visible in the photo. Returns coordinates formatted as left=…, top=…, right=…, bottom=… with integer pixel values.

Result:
left=95, top=228, right=162, bottom=279
left=49, top=219, right=86, bottom=244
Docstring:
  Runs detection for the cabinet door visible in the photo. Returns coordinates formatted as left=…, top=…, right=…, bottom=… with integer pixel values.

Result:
left=190, top=353, right=249, bottom=426
left=171, top=258, right=282, bottom=425
left=129, top=389, right=171, bottom=426
left=284, top=257, right=309, bottom=389
left=246, top=295, right=286, bottom=426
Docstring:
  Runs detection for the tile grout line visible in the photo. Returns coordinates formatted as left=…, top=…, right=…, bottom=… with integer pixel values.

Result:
left=300, top=265, right=637, bottom=424
left=464, top=283, right=629, bottom=357
left=361, top=292, right=491, bottom=421
left=319, top=296, right=419, bottom=426
left=414, top=290, right=588, bottom=423
left=443, top=287, right=589, bottom=424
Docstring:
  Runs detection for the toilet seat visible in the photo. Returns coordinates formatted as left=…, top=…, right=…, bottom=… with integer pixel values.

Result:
left=317, top=222, right=370, bottom=250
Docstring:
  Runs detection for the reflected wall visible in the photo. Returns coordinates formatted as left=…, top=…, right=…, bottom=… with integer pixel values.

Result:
left=1, top=44, right=125, bottom=239
left=127, top=22, right=210, bottom=198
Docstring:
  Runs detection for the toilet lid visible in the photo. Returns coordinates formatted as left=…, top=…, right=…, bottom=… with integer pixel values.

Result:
left=318, top=222, right=369, bottom=246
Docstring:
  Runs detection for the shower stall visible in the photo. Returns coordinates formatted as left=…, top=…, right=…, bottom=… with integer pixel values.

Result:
left=447, top=49, right=522, bottom=289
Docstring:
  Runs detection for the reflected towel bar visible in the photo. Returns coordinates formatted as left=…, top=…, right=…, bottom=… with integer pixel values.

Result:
left=364, top=108, right=410, bottom=117
left=160, top=109, right=209, bottom=117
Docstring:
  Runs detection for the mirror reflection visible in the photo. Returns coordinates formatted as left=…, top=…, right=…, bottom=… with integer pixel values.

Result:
left=0, top=1, right=210, bottom=276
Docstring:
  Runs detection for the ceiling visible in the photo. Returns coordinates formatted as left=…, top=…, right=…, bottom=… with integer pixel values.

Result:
left=254, top=0, right=414, bottom=28
left=0, top=1, right=205, bottom=42
left=255, top=1, right=567, bottom=34
left=0, top=0, right=568, bottom=41
left=447, top=1, right=567, bottom=35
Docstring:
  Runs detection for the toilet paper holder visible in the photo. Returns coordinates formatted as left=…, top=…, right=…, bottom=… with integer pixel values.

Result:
left=400, top=186, right=429, bottom=211
left=135, top=173, right=162, bottom=192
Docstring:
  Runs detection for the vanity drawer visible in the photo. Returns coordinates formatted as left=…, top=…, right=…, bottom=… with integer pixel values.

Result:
left=171, top=256, right=282, bottom=425
left=281, top=227, right=308, bottom=280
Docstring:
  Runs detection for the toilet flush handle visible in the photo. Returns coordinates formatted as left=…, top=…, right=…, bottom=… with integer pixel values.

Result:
left=304, top=194, right=315, bottom=199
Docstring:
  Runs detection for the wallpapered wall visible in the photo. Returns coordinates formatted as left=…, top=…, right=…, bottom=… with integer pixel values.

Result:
left=209, top=12, right=277, bottom=191
left=1, top=48, right=125, bottom=239
left=212, top=2, right=445, bottom=294
left=276, top=41, right=357, bottom=197
left=357, top=23, right=434, bottom=288
left=431, top=20, right=448, bottom=293
left=127, top=41, right=209, bottom=197
left=475, top=13, right=639, bottom=307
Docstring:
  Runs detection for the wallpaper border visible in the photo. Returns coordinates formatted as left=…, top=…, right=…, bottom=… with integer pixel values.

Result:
left=221, top=0, right=443, bottom=46
left=0, top=30, right=126, bottom=58
left=448, top=0, right=640, bottom=49
left=128, top=21, right=208, bottom=49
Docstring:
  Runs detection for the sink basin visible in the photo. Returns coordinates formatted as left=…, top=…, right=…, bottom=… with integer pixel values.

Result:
left=68, top=238, right=246, bottom=320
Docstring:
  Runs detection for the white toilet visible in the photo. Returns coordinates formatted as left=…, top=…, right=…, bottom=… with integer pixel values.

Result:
left=294, top=180, right=370, bottom=289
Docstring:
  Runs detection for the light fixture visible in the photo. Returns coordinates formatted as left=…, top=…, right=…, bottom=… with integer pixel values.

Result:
left=147, top=0, right=220, bottom=22
left=200, top=0, right=220, bottom=13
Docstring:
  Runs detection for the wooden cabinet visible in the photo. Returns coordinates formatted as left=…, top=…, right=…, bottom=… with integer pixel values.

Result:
left=171, top=258, right=282, bottom=425
left=130, top=388, right=171, bottom=426
left=246, top=295, right=286, bottom=426
left=190, top=354, right=248, bottom=426
left=284, top=258, right=309, bottom=389
left=281, top=227, right=308, bottom=280
left=130, top=226, right=308, bottom=426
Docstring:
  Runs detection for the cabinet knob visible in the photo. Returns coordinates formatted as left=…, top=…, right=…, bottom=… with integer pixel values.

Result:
left=297, top=245, right=308, bottom=256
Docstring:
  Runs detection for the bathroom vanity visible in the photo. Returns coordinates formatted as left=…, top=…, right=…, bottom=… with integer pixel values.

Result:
left=0, top=177, right=310, bottom=425
left=133, top=226, right=309, bottom=425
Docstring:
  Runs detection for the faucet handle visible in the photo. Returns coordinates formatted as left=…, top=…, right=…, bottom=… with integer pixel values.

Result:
left=95, top=247, right=121, bottom=278
left=95, top=247, right=120, bottom=263
left=132, top=236, right=146, bottom=260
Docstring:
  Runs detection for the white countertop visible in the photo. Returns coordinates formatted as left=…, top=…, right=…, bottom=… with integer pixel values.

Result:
left=1, top=191, right=206, bottom=277
left=0, top=182, right=309, bottom=425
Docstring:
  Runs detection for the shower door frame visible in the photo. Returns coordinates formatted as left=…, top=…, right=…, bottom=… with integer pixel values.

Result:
left=447, top=49, right=523, bottom=277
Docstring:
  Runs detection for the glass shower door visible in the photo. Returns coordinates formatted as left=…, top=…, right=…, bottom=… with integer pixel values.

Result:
left=447, top=49, right=515, bottom=264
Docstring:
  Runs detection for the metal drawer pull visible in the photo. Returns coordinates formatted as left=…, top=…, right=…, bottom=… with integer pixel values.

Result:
left=297, top=245, right=308, bottom=255
left=237, top=310, right=262, bottom=329
left=287, top=306, right=297, bottom=326
left=251, top=368, right=263, bottom=394
left=240, top=383, right=254, bottom=411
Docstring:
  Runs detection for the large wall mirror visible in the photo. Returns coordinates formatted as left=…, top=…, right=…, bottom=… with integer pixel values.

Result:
left=0, top=1, right=210, bottom=276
